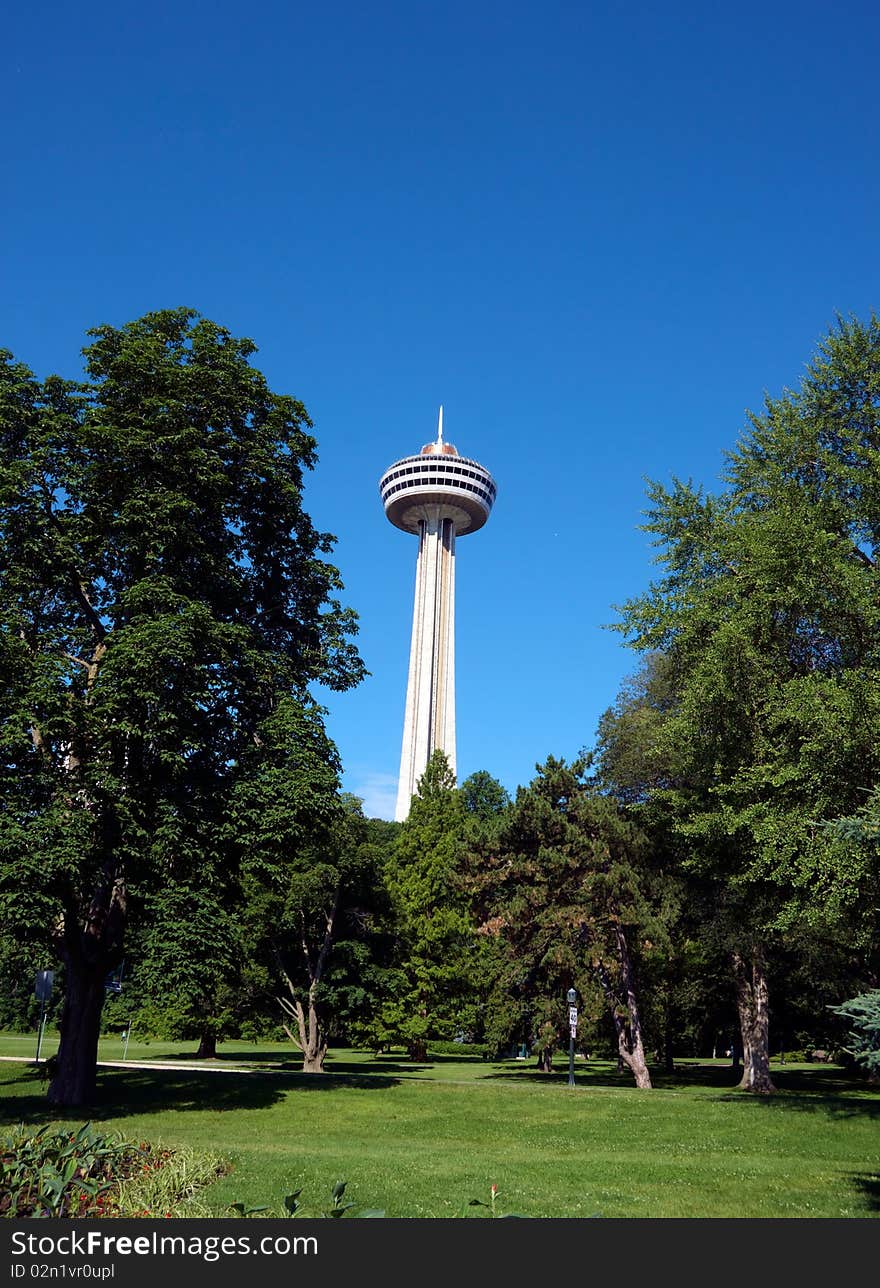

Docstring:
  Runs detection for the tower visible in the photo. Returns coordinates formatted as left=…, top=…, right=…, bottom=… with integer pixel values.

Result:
left=380, top=409, right=496, bottom=821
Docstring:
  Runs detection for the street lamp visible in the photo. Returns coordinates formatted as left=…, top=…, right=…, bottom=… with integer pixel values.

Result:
left=567, top=987, right=578, bottom=1088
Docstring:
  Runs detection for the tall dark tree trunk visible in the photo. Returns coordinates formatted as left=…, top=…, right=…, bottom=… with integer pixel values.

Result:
left=662, top=982, right=675, bottom=1074
left=47, top=961, right=107, bottom=1107
left=409, top=1039, right=428, bottom=1062
left=732, top=950, right=775, bottom=1094
left=196, top=1031, right=217, bottom=1058
left=663, top=1025, right=675, bottom=1075
left=48, top=862, right=125, bottom=1108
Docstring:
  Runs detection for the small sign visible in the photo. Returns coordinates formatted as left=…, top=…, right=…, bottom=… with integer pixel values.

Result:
left=569, top=1006, right=578, bottom=1028
left=35, top=970, right=54, bottom=1002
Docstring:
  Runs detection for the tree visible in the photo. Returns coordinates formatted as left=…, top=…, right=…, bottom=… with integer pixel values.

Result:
left=469, top=757, right=660, bottom=1086
left=459, top=770, right=511, bottom=822
left=615, top=315, right=880, bottom=1092
left=830, top=991, right=880, bottom=1076
left=381, top=751, right=477, bottom=1060
left=593, top=654, right=727, bottom=1074
left=238, top=764, right=387, bottom=1073
left=0, top=310, right=364, bottom=1105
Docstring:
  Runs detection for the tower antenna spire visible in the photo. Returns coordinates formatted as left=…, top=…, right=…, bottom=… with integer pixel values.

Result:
left=437, top=404, right=444, bottom=445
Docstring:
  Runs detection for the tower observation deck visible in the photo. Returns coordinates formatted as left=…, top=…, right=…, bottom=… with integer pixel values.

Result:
left=380, top=409, right=496, bottom=821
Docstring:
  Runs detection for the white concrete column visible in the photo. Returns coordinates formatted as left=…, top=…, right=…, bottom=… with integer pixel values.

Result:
left=394, top=507, right=457, bottom=821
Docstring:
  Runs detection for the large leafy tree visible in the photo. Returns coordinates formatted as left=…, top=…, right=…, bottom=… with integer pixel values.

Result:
left=593, top=656, right=706, bottom=1073
left=615, top=315, right=880, bottom=1092
left=0, top=310, right=364, bottom=1104
left=236, top=751, right=389, bottom=1073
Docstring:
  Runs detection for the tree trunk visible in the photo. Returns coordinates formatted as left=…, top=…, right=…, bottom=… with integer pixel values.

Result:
left=302, top=992, right=327, bottom=1073
left=196, top=1031, right=217, bottom=1059
left=732, top=950, right=775, bottom=1094
left=409, top=1039, right=428, bottom=1062
left=663, top=1021, right=675, bottom=1075
left=662, top=981, right=676, bottom=1073
left=279, top=986, right=328, bottom=1071
left=594, top=925, right=653, bottom=1089
left=47, top=962, right=107, bottom=1107
left=618, top=1027, right=652, bottom=1088
left=535, top=1048, right=553, bottom=1073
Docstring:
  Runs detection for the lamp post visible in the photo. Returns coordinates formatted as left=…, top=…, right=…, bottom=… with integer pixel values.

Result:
left=567, top=987, right=578, bottom=1088
left=34, top=970, right=53, bottom=1066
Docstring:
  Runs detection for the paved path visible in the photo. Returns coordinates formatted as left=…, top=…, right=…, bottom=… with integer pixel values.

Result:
left=0, top=1054, right=257, bottom=1074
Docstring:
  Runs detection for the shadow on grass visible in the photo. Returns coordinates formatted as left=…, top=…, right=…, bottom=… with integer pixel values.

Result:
left=484, top=1061, right=880, bottom=1116
left=148, top=1050, right=434, bottom=1077
left=849, top=1173, right=880, bottom=1212
left=0, top=1064, right=403, bottom=1127
left=138, top=1047, right=485, bottom=1074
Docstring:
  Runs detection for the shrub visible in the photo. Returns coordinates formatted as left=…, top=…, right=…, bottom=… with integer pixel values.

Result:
left=115, top=1145, right=228, bottom=1217
left=426, top=1040, right=492, bottom=1058
left=1, top=1124, right=226, bottom=1219
left=1, top=1124, right=145, bottom=1218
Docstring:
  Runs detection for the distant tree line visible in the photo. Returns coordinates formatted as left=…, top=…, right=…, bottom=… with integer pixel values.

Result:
left=1, top=311, right=878, bottom=1105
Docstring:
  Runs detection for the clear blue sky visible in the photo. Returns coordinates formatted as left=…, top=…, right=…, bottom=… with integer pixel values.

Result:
left=3, top=1, right=878, bottom=816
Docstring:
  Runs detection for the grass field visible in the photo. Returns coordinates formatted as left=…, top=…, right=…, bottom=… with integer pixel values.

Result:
left=1, top=1034, right=878, bottom=1218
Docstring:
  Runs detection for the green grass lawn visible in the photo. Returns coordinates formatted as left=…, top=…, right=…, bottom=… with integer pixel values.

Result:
left=1, top=1034, right=878, bottom=1218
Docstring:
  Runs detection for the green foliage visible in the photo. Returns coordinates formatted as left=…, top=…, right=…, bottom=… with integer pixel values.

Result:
left=379, top=752, right=480, bottom=1054
left=229, top=1179, right=384, bottom=1219
left=426, top=1039, right=492, bottom=1057
left=114, top=1144, right=229, bottom=1218
left=466, top=756, right=666, bottom=1081
left=0, top=1122, right=146, bottom=1217
left=237, top=778, right=392, bottom=1067
left=830, top=990, right=880, bottom=1075
left=459, top=770, right=511, bottom=821
left=0, top=311, right=364, bottom=1101
left=614, top=315, right=880, bottom=941
left=607, top=317, right=880, bottom=1088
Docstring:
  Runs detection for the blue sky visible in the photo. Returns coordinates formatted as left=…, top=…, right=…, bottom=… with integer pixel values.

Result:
left=3, top=1, right=878, bottom=816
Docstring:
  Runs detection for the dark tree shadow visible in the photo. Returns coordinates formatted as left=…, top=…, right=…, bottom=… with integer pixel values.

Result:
left=322, top=1058, right=432, bottom=1076
left=484, top=1060, right=880, bottom=1116
left=485, top=1060, right=657, bottom=1090
left=0, top=1064, right=402, bottom=1127
left=132, top=1047, right=483, bottom=1075
left=848, top=1174, right=880, bottom=1213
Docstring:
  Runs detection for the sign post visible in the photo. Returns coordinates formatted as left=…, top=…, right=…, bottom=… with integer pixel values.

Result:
left=34, top=970, right=54, bottom=1065
left=567, top=988, right=578, bottom=1088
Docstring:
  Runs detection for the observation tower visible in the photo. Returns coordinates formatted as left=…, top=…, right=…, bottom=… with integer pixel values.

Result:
left=380, top=409, right=496, bottom=821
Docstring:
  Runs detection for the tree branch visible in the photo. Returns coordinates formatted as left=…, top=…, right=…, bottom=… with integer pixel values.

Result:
left=63, top=652, right=91, bottom=671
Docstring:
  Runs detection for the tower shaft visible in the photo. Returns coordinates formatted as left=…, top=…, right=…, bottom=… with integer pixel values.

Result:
left=395, top=508, right=456, bottom=821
